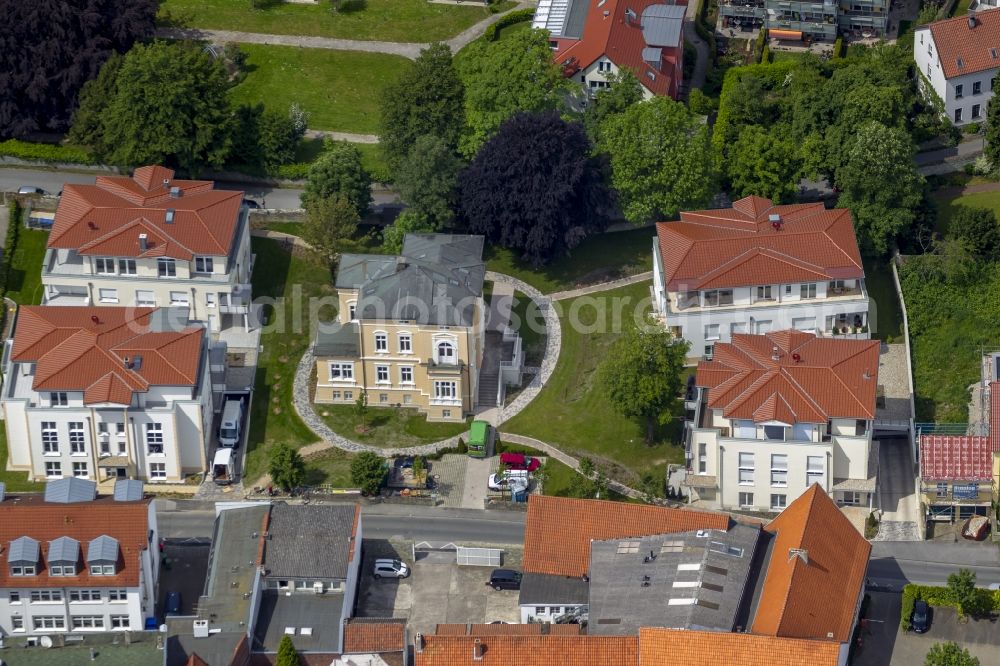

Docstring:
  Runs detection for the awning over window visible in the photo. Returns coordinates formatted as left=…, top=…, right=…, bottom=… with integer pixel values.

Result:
left=770, top=29, right=804, bottom=40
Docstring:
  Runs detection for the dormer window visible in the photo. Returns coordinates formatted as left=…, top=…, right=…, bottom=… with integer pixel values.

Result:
left=8, top=536, right=39, bottom=576
left=194, top=257, right=214, bottom=273
left=47, top=536, right=80, bottom=577
left=87, top=535, right=119, bottom=576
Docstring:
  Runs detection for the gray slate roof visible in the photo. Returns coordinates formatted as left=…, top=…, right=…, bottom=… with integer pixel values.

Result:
left=587, top=523, right=762, bottom=636
left=45, top=477, right=97, bottom=503
left=48, top=536, right=80, bottom=564
left=315, top=322, right=360, bottom=358
left=336, top=234, right=486, bottom=327
left=113, top=479, right=145, bottom=502
left=9, top=536, right=39, bottom=564
left=519, top=573, right=591, bottom=605
left=263, top=504, right=358, bottom=580
left=87, top=535, right=119, bottom=563
left=642, top=4, right=685, bottom=47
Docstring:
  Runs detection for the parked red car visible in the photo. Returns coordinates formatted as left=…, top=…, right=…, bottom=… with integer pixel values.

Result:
left=500, top=452, right=540, bottom=472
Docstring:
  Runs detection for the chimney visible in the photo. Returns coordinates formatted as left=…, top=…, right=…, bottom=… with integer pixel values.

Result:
left=769, top=213, right=783, bottom=230
left=473, top=638, right=485, bottom=660
left=415, top=633, right=424, bottom=653
left=771, top=346, right=780, bottom=361
left=788, top=548, right=809, bottom=565
left=139, top=233, right=148, bottom=252
left=162, top=178, right=170, bottom=188
left=863, top=369, right=872, bottom=380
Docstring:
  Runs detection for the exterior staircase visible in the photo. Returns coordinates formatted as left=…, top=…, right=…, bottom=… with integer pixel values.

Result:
left=478, top=331, right=503, bottom=407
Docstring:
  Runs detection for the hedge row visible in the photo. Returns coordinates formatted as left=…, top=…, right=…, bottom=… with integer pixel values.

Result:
left=0, top=201, right=24, bottom=333
left=833, top=37, right=844, bottom=59
left=0, top=139, right=95, bottom=165
left=484, top=8, right=535, bottom=41
left=900, top=584, right=1000, bottom=631
left=754, top=29, right=767, bottom=63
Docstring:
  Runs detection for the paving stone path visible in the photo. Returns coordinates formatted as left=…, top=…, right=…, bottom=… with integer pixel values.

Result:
left=548, top=271, right=653, bottom=301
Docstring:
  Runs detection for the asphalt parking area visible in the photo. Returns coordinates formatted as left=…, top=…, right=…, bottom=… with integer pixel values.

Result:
left=355, top=540, right=521, bottom=637
left=157, top=538, right=211, bottom=621
left=853, top=592, right=1000, bottom=665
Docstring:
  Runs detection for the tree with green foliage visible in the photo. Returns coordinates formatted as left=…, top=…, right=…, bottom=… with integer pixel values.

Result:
left=835, top=121, right=923, bottom=255
left=78, top=41, right=234, bottom=173
left=354, top=392, right=369, bottom=431
left=949, top=206, right=1000, bottom=261
left=687, top=88, right=717, bottom=116
left=985, top=71, right=1000, bottom=167
left=228, top=103, right=307, bottom=169
left=583, top=70, right=644, bottom=143
left=303, top=195, right=360, bottom=260
left=350, top=451, right=388, bottom=496
left=302, top=141, right=373, bottom=216
left=382, top=209, right=435, bottom=254
left=379, top=42, right=465, bottom=172
left=457, top=28, right=567, bottom=157
left=925, top=641, right=980, bottom=666
left=269, top=443, right=306, bottom=491
left=729, top=125, right=801, bottom=203
left=276, top=634, right=299, bottom=666
left=946, top=569, right=982, bottom=617
left=68, top=52, right=124, bottom=155
left=600, top=97, right=715, bottom=225
left=598, top=322, right=689, bottom=443
left=394, top=135, right=462, bottom=229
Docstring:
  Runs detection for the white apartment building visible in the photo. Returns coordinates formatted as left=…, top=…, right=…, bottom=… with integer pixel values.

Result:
left=0, top=478, right=158, bottom=638
left=42, top=165, right=254, bottom=337
left=652, top=195, right=871, bottom=362
left=914, top=10, right=1000, bottom=126
left=683, top=330, right=880, bottom=512
left=2, top=306, right=212, bottom=484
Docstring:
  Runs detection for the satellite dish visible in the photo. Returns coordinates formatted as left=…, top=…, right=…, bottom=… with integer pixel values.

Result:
left=40, top=636, right=53, bottom=648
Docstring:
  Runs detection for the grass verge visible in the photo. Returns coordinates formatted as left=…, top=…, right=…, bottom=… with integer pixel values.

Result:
left=5, top=229, right=48, bottom=306
left=159, top=0, right=500, bottom=42
left=301, top=447, right=355, bottom=487
left=863, top=257, right=903, bottom=341
left=230, top=44, right=408, bottom=134
left=485, top=227, right=654, bottom=294
left=502, top=281, right=684, bottom=486
left=244, top=237, right=337, bottom=482
left=0, top=426, right=35, bottom=492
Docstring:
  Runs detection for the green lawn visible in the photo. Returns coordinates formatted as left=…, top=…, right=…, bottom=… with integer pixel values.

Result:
left=294, top=139, right=389, bottom=180
left=0, top=426, right=36, bottom=492
left=244, top=237, right=338, bottom=482
left=931, top=188, right=1000, bottom=235
left=301, top=447, right=355, bottom=487
left=317, top=404, right=469, bottom=448
left=485, top=227, right=655, bottom=294
left=230, top=45, right=408, bottom=134
left=6, top=229, right=49, bottom=305
left=502, top=281, right=684, bottom=486
left=863, top=258, right=903, bottom=341
left=510, top=290, right=546, bottom=366
left=159, top=0, right=501, bottom=42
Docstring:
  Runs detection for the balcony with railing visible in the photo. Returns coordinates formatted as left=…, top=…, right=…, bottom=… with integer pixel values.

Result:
left=720, top=0, right=767, bottom=17
left=44, top=249, right=86, bottom=276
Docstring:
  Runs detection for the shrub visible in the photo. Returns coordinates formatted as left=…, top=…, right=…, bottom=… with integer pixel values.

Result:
left=688, top=89, right=717, bottom=116
left=833, top=37, right=844, bottom=58
left=0, top=139, right=96, bottom=165
left=350, top=451, right=388, bottom=495
left=755, top=29, right=767, bottom=63
left=484, top=8, right=535, bottom=41
left=760, top=45, right=771, bottom=64
left=963, top=122, right=982, bottom=135
left=456, top=436, right=467, bottom=454
left=900, top=585, right=917, bottom=631
left=1, top=200, right=23, bottom=297
left=272, top=163, right=312, bottom=180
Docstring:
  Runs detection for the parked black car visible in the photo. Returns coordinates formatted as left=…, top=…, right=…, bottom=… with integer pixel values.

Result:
left=487, top=569, right=522, bottom=591
left=911, top=600, right=930, bottom=633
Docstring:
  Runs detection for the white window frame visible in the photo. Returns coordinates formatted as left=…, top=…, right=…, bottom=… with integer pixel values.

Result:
left=110, top=615, right=130, bottom=629
left=436, top=340, right=457, bottom=364
left=329, top=362, right=354, bottom=382
left=118, top=258, right=136, bottom=275
left=841, top=491, right=861, bottom=505
left=108, top=589, right=127, bottom=602
left=770, top=454, right=788, bottom=487
left=375, top=364, right=390, bottom=384
left=71, top=615, right=105, bottom=630
left=150, top=462, right=167, bottom=480
left=69, top=590, right=101, bottom=602
left=738, top=492, right=754, bottom=508
left=50, top=392, right=68, bottom=406
left=374, top=331, right=388, bottom=352
left=90, top=564, right=116, bottom=576
left=31, top=590, right=63, bottom=602
left=169, top=291, right=189, bottom=306
left=738, top=452, right=754, bottom=485
left=99, top=287, right=119, bottom=304
left=347, top=301, right=357, bottom=321
left=206, top=293, right=216, bottom=308
left=697, top=442, right=707, bottom=474
left=806, top=456, right=824, bottom=486
left=136, top=290, right=156, bottom=307
left=45, top=461, right=62, bottom=478
left=194, top=257, right=214, bottom=274
left=398, top=333, right=412, bottom=354
left=756, top=285, right=773, bottom=301
left=158, top=258, right=176, bottom=277
left=42, top=421, right=59, bottom=453
left=400, top=366, right=414, bottom=384
left=433, top=381, right=458, bottom=401
left=146, top=423, right=164, bottom=455
left=771, top=494, right=787, bottom=510
left=69, top=422, right=86, bottom=454
left=72, top=462, right=89, bottom=478
left=10, top=616, right=23, bottom=631
left=33, top=616, right=66, bottom=630
left=95, top=257, right=115, bottom=275
left=704, top=324, right=720, bottom=341
left=800, top=283, right=817, bottom=299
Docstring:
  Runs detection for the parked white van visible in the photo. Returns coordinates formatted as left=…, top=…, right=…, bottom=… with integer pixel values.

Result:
left=219, top=399, right=243, bottom=448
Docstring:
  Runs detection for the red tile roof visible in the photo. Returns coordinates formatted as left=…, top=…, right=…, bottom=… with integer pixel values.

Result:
left=49, top=165, right=244, bottom=260
left=0, top=495, right=151, bottom=588
left=696, top=330, right=880, bottom=423
left=656, top=196, right=864, bottom=291
left=10, top=306, right=204, bottom=405
left=434, top=624, right=581, bottom=636
left=343, top=619, right=407, bottom=654
left=752, top=485, right=871, bottom=643
left=925, top=8, right=1000, bottom=79
left=919, top=435, right=993, bottom=482
left=523, top=495, right=729, bottom=578
left=414, top=635, right=638, bottom=665
left=638, top=628, right=842, bottom=666
left=553, top=0, right=685, bottom=97
left=991, top=382, right=1000, bottom=453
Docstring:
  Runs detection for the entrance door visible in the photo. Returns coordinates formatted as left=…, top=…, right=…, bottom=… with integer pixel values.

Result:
left=115, top=467, right=127, bottom=479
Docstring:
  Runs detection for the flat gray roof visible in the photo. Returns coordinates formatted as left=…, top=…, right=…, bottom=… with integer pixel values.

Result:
left=336, top=234, right=485, bottom=327
left=314, top=321, right=360, bottom=358
left=264, top=504, right=357, bottom=580
left=253, top=590, right=345, bottom=653
left=587, top=523, right=762, bottom=636
left=642, top=4, right=685, bottom=47
left=14, top=635, right=162, bottom=666
left=519, top=573, right=590, bottom=605
left=562, top=0, right=589, bottom=39
left=201, top=504, right=269, bottom=630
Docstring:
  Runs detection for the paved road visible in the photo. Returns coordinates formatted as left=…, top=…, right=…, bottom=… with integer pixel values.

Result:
left=683, top=0, right=709, bottom=91
left=914, top=136, right=984, bottom=166
left=0, top=166, right=399, bottom=211
left=158, top=26, right=427, bottom=59
left=868, top=541, right=1000, bottom=588
left=156, top=501, right=527, bottom=544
